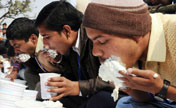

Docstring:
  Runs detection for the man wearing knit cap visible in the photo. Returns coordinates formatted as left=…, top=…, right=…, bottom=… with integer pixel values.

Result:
left=83, top=0, right=176, bottom=107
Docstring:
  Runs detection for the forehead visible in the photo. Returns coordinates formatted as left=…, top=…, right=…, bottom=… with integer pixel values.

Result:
left=9, top=40, right=26, bottom=45
left=38, top=25, right=53, bottom=35
left=38, top=25, right=47, bottom=33
left=86, top=27, right=122, bottom=41
left=86, top=27, right=106, bottom=39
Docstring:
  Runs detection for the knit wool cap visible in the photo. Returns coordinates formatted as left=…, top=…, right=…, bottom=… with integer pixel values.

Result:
left=83, top=0, right=151, bottom=36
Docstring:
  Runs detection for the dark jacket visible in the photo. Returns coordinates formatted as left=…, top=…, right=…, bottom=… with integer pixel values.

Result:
left=24, top=57, right=44, bottom=89
left=58, top=27, right=114, bottom=97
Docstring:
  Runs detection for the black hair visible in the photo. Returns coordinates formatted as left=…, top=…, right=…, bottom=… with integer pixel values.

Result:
left=0, top=42, right=7, bottom=55
left=6, top=17, right=39, bottom=42
left=7, top=46, right=15, bottom=57
left=35, top=0, right=83, bottom=33
left=3, top=23, right=7, bottom=26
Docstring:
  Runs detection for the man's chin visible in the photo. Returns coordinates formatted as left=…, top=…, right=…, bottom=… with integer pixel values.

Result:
left=99, top=58, right=106, bottom=64
left=100, top=61, right=104, bottom=64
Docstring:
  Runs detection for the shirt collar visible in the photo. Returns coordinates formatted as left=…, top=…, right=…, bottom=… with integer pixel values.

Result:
left=72, top=29, right=81, bottom=55
left=146, top=14, right=166, bottom=62
left=35, top=34, right=44, bottom=55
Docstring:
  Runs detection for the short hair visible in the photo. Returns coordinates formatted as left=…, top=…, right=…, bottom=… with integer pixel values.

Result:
left=35, top=0, right=83, bottom=33
left=6, top=17, right=39, bottom=42
left=3, top=23, right=7, bottom=26
left=7, top=46, right=15, bottom=57
left=0, top=43, right=7, bottom=55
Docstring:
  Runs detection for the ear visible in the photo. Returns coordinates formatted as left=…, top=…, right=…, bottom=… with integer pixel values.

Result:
left=29, top=34, right=38, bottom=44
left=132, top=36, right=143, bottom=43
left=62, top=25, right=72, bottom=38
left=132, top=33, right=150, bottom=44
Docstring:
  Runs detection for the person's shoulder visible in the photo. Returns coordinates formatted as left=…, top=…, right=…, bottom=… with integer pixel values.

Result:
left=152, top=13, right=176, bottom=25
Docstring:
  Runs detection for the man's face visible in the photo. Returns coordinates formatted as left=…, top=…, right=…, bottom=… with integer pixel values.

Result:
left=86, top=27, right=143, bottom=68
left=38, top=25, right=71, bottom=55
left=9, top=37, right=37, bottom=55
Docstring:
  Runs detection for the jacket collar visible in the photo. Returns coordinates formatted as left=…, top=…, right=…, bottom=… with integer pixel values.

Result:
left=79, top=25, right=89, bottom=61
left=72, top=29, right=81, bottom=55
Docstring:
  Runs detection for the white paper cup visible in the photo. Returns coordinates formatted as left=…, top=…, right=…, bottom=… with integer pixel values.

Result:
left=39, top=73, right=60, bottom=99
left=23, top=90, right=38, bottom=101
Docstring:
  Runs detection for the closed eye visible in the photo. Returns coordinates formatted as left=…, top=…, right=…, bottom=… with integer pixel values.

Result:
left=43, top=35, right=51, bottom=40
left=99, top=39, right=108, bottom=45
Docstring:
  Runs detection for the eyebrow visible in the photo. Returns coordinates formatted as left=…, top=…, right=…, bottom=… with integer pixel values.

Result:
left=41, top=34, right=49, bottom=37
left=92, top=35, right=103, bottom=41
left=13, top=43, right=19, bottom=47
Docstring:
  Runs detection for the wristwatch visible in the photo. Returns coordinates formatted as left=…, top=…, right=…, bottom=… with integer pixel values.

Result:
left=155, top=79, right=170, bottom=99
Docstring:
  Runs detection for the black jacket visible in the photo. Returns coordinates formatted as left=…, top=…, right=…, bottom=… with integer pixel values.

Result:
left=58, top=27, right=114, bottom=97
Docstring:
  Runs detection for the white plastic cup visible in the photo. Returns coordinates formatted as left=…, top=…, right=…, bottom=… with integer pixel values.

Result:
left=23, top=90, right=38, bottom=101
left=3, top=60, right=11, bottom=74
left=39, top=73, right=60, bottom=99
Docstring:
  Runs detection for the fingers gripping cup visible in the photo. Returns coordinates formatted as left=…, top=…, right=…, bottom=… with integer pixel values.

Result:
left=39, top=73, right=60, bottom=99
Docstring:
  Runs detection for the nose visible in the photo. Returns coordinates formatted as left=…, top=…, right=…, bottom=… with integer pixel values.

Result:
left=43, top=38, right=49, bottom=46
left=92, top=44, right=103, bottom=57
left=14, top=48, right=21, bottom=54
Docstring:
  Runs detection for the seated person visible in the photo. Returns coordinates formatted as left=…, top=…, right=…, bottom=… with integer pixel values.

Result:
left=83, top=0, right=176, bottom=108
left=35, top=1, right=115, bottom=108
left=6, top=18, right=60, bottom=90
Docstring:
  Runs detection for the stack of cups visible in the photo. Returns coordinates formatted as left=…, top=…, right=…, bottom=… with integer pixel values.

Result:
left=1, top=78, right=26, bottom=85
left=3, top=60, right=11, bottom=74
left=39, top=73, right=61, bottom=99
left=0, top=79, right=27, bottom=108
left=23, top=90, right=38, bottom=101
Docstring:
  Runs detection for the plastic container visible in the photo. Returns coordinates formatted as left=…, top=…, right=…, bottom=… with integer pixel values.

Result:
left=39, top=73, right=60, bottom=99
left=23, top=90, right=38, bottom=101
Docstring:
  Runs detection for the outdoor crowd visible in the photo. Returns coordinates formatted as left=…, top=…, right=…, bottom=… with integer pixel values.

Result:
left=1, top=0, right=176, bottom=108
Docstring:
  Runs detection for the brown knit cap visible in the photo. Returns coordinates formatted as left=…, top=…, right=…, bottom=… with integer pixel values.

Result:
left=83, top=1, right=151, bottom=36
